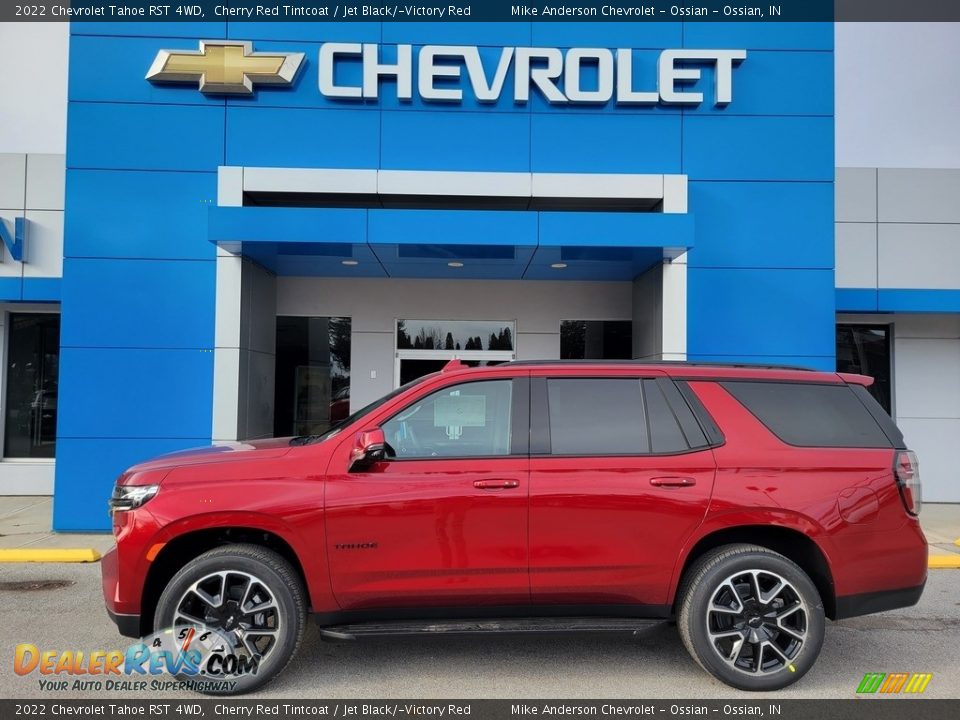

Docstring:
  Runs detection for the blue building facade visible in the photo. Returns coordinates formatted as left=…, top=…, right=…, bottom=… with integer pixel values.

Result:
left=53, top=21, right=835, bottom=530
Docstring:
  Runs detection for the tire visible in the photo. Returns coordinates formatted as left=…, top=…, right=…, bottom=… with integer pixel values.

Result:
left=677, top=543, right=825, bottom=691
left=153, top=544, right=306, bottom=695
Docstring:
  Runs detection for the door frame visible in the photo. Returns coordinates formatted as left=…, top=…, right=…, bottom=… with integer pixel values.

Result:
left=394, top=349, right=516, bottom=388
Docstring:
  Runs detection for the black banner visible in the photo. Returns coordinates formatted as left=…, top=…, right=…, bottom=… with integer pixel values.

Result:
left=2, top=700, right=959, bottom=720
left=5, top=0, right=960, bottom=23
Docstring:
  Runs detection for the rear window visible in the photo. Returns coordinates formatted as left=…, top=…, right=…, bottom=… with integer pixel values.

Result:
left=721, top=381, right=893, bottom=448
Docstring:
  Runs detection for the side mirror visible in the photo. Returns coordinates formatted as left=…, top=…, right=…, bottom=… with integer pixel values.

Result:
left=349, top=428, right=387, bottom=471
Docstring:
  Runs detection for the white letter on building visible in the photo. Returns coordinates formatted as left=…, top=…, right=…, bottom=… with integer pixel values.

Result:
left=658, top=49, right=746, bottom=106
left=419, top=46, right=465, bottom=101
left=615, top=49, right=659, bottom=104
left=463, top=47, right=514, bottom=103
left=514, top=47, right=565, bottom=103
left=710, top=49, right=747, bottom=105
left=564, top=48, right=614, bottom=103
left=658, top=49, right=704, bottom=104
left=318, top=42, right=362, bottom=98
left=362, top=43, right=413, bottom=100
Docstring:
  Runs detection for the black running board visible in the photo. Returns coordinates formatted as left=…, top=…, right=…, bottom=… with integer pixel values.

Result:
left=318, top=617, right=665, bottom=641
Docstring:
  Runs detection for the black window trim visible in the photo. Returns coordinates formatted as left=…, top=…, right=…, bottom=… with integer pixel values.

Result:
left=674, top=380, right=726, bottom=448
left=378, top=376, right=529, bottom=463
left=532, top=375, right=722, bottom=459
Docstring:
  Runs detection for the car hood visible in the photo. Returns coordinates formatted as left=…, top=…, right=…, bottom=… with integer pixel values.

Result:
left=122, top=438, right=295, bottom=476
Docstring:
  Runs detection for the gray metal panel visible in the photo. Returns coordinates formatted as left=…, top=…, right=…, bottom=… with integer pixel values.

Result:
left=878, top=223, right=960, bottom=289
left=0, top=154, right=26, bottom=209
left=878, top=168, right=960, bottom=223
left=835, top=222, right=878, bottom=288
left=25, top=154, right=65, bottom=211
left=835, top=167, right=876, bottom=222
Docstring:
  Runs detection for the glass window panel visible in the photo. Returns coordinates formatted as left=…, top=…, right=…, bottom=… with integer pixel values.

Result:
left=722, top=381, right=891, bottom=448
left=642, top=379, right=689, bottom=453
left=547, top=378, right=648, bottom=455
left=4, top=313, right=60, bottom=459
left=382, top=380, right=513, bottom=459
left=274, top=317, right=351, bottom=437
left=397, top=320, right=514, bottom=351
left=836, top=324, right=892, bottom=414
left=560, top=320, right=632, bottom=359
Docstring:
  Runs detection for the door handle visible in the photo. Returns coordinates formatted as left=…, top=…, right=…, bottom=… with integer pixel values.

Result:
left=473, top=479, right=520, bottom=490
left=650, top=476, right=697, bottom=488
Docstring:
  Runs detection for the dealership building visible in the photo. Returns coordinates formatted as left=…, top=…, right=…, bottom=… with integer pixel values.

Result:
left=0, top=20, right=958, bottom=530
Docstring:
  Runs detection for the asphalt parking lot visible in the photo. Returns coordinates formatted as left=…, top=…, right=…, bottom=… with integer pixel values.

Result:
left=2, top=562, right=958, bottom=700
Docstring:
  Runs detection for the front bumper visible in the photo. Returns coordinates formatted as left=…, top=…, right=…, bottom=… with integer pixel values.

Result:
left=101, top=543, right=143, bottom=637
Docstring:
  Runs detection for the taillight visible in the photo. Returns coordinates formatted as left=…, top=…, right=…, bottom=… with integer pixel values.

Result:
left=894, top=450, right=922, bottom=516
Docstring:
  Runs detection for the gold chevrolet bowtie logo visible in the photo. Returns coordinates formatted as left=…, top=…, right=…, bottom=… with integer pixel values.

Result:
left=146, top=41, right=304, bottom=95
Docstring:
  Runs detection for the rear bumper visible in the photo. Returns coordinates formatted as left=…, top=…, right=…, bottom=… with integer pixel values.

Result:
left=106, top=608, right=142, bottom=638
left=834, top=581, right=925, bottom=620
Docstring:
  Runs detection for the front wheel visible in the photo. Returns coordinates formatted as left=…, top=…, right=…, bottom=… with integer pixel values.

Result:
left=153, top=544, right=306, bottom=695
left=677, top=544, right=825, bottom=691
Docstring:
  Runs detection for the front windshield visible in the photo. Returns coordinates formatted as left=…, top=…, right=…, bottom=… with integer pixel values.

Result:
left=290, top=375, right=432, bottom=445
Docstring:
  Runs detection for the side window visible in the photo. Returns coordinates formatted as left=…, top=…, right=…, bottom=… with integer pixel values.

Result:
left=642, top=379, right=689, bottom=453
left=547, top=378, right=648, bottom=455
left=382, top=380, right=513, bottom=459
left=721, top=381, right=892, bottom=448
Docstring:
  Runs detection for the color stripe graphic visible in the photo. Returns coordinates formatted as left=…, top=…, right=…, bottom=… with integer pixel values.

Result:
left=856, top=672, right=932, bottom=694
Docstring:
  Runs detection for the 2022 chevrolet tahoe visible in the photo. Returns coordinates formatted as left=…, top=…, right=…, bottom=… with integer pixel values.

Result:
left=101, top=360, right=927, bottom=693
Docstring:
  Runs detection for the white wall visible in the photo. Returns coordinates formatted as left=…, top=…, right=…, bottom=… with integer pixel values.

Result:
left=0, top=23, right=69, bottom=154
left=836, top=23, right=960, bottom=168
left=277, top=277, right=634, bottom=410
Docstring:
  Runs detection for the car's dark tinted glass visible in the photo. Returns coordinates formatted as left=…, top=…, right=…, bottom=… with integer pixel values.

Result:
left=642, top=379, right=688, bottom=453
left=722, top=381, right=892, bottom=448
left=653, top=378, right=710, bottom=450
left=547, top=378, right=648, bottom=455
left=850, top=383, right=906, bottom=448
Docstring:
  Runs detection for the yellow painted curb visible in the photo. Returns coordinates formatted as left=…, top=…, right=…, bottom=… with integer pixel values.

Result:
left=929, top=554, right=960, bottom=569
left=954, top=538, right=960, bottom=547
left=0, top=548, right=101, bottom=563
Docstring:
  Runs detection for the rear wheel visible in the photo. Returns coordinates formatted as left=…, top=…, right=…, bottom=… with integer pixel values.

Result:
left=154, top=544, right=306, bottom=695
left=677, top=544, right=825, bottom=691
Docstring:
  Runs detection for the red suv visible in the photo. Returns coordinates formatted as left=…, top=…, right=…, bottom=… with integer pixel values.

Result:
left=102, top=361, right=926, bottom=693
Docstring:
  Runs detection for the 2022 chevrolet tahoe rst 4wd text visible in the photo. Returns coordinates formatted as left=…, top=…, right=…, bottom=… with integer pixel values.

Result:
left=102, top=360, right=927, bottom=694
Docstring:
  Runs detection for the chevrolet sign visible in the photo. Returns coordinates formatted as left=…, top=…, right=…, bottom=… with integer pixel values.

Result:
left=148, top=41, right=746, bottom=106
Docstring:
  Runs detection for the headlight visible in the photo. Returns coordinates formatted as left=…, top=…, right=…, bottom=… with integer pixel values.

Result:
left=108, top=484, right=159, bottom=515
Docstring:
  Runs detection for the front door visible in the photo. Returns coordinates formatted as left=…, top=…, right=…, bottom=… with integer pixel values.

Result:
left=325, top=374, right=530, bottom=610
left=528, top=373, right=717, bottom=609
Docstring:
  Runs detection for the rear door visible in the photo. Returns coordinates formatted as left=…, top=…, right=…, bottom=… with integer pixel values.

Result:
left=528, top=371, right=717, bottom=608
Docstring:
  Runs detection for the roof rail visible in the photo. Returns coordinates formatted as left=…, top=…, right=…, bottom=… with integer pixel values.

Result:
left=502, top=359, right=817, bottom=372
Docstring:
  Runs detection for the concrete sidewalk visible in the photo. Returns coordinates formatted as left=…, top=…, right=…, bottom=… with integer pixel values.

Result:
left=0, top=497, right=114, bottom=558
left=0, top=495, right=958, bottom=564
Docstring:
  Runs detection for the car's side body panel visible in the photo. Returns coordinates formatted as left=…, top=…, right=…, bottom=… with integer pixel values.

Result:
left=101, top=361, right=928, bottom=643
